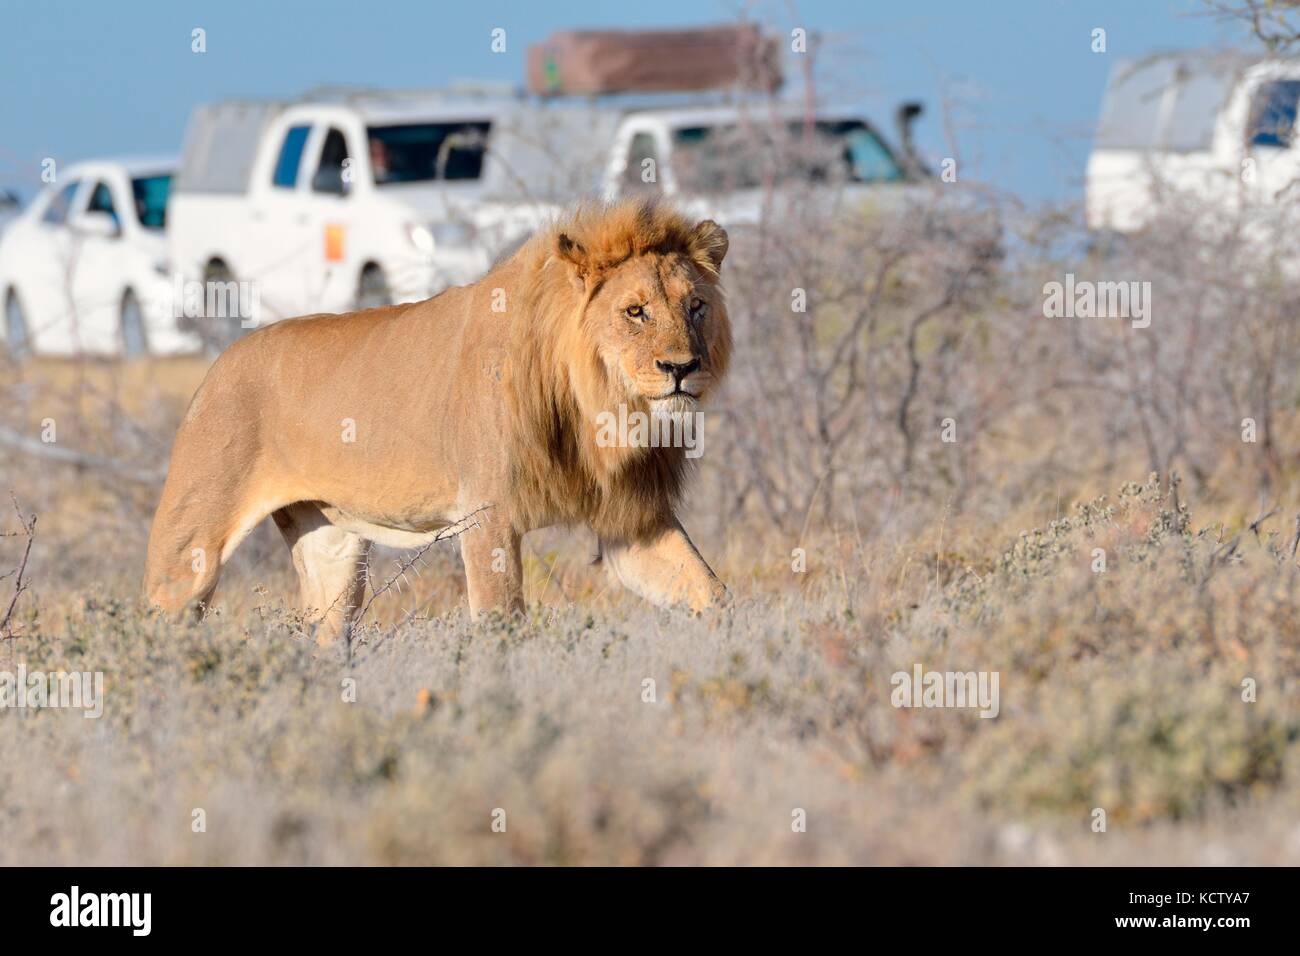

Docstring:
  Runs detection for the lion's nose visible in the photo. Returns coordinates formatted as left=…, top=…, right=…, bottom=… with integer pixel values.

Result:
left=656, top=357, right=700, bottom=382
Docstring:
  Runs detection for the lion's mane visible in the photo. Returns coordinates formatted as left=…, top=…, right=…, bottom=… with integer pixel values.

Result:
left=504, top=197, right=732, bottom=541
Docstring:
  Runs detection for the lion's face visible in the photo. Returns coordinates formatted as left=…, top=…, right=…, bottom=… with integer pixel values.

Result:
left=589, top=254, right=726, bottom=413
left=560, top=222, right=731, bottom=416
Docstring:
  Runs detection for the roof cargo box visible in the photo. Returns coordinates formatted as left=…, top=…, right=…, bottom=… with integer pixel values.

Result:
left=527, top=25, right=782, bottom=97
left=1093, top=53, right=1249, bottom=153
left=174, top=100, right=286, bottom=194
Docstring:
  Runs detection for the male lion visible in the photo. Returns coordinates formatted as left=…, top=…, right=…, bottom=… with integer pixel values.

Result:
left=144, top=198, right=732, bottom=641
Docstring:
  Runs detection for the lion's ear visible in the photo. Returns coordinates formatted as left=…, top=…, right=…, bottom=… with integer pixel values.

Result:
left=691, top=219, right=729, bottom=275
left=556, top=233, right=588, bottom=273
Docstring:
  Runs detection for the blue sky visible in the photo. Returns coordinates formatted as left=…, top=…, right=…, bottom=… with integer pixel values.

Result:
left=0, top=0, right=1253, bottom=205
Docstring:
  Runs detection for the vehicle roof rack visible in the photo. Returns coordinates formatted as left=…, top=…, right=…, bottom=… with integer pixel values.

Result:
left=295, top=84, right=527, bottom=106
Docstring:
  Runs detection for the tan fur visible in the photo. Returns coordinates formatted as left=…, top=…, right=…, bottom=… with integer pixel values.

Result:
left=144, top=198, right=731, bottom=641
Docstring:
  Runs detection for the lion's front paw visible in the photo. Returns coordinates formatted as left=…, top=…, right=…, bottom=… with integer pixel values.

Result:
left=689, top=577, right=732, bottom=613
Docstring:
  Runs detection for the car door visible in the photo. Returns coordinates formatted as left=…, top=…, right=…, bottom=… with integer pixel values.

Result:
left=302, top=124, right=358, bottom=313
left=249, top=121, right=315, bottom=321
left=19, top=179, right=83, bottom=351
left=606, top=122, right=669, bottom=201
left=69, top=177, right=129, bottom=353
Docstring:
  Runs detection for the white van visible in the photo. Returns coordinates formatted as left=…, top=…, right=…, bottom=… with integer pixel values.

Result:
left=1086, top=52, right=1300, bottom=233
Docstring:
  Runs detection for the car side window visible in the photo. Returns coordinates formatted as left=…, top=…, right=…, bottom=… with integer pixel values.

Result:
left=840, top=125, right=905, bottom=183
left=1249, top=79, right=1300, bottom=147
left=622, top=132, right=661, bottom=194
left=272, top=124, right=312, bottom=188
left=312, top=128, right=350, bottom=194
left=132, top=174, right=170, bottom=229
left=42, top=181, right=80, bottom=225
left=87, top=181, right=120, bottom=226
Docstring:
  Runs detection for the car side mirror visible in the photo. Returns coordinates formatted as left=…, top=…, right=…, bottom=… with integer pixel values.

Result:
left=69, top=210, right=121, bottom=238
left=312, top=166, right=348, bottom=195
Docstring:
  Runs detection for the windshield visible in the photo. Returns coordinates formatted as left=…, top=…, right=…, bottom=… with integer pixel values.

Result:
left=132, top=174, right=171, bottom=229
left=672, top=119, right=905, bottom=193
left=367, top=121, right=491, bottom=185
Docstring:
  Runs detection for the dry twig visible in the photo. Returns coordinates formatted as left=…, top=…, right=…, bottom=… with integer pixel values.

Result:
left=0, top=495, right=37, bottom=641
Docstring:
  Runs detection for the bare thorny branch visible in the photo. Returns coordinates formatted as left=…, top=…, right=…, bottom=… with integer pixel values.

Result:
left=1206, top=0, right=1300, bottom=52
left=0, top=494, right=37, bottom=644
left=354, top=504, right=492, bottom=634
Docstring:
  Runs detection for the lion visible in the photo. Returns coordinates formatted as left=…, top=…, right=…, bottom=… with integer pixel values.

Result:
left=143, top=197, right=732, bottom=641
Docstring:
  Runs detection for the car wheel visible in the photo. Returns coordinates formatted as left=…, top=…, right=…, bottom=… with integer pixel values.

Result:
left=120, top=289, right=148, bottom=359
left=356, top=265, right=392, bottom=310
left=200, top=260, right=244, bottom=355
left=4, top=289, right=31, bottom=361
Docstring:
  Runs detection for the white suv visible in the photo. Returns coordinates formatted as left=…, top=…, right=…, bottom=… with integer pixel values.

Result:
left=0, top=157, right=197, bottom=358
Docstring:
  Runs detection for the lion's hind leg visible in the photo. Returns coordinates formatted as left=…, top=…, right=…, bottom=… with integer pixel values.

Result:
left=144, top=403, right=283, bottom=622
left=272, top=502, right=371, bottom=646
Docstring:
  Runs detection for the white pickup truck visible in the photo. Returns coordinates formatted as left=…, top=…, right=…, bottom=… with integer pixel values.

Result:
left=1087, top=52, right=1300, bottom=233
left=168, top=93, right=558, bottom=346
left=168, top=90, right=927, bottom=346
left=598, top=102, right=923, bottom=217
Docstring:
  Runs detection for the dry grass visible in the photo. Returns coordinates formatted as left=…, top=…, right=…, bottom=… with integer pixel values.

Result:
left=1, top=454, right=1297, bottom=863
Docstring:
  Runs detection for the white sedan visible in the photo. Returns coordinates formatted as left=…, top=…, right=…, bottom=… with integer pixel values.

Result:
left=0, top=156, right=199, bottom=358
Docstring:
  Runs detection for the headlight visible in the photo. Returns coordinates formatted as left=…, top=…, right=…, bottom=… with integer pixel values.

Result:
left=405, top=223, right=435, bottom=255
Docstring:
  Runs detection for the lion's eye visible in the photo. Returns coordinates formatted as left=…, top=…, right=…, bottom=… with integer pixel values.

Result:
left=626, top=304, right=644, bottom=319
left=689, top=298, right=704, bottom=315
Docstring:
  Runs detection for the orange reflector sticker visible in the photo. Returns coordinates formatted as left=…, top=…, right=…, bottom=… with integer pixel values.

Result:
left=324, top=224, right=345, bottom=262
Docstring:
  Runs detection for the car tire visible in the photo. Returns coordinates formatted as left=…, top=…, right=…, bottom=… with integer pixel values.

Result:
left=356, top=265, right=392, bottom=311
left=120, top=289, right=148, bottom=359
left=4, top=289, right=31, bottom=361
